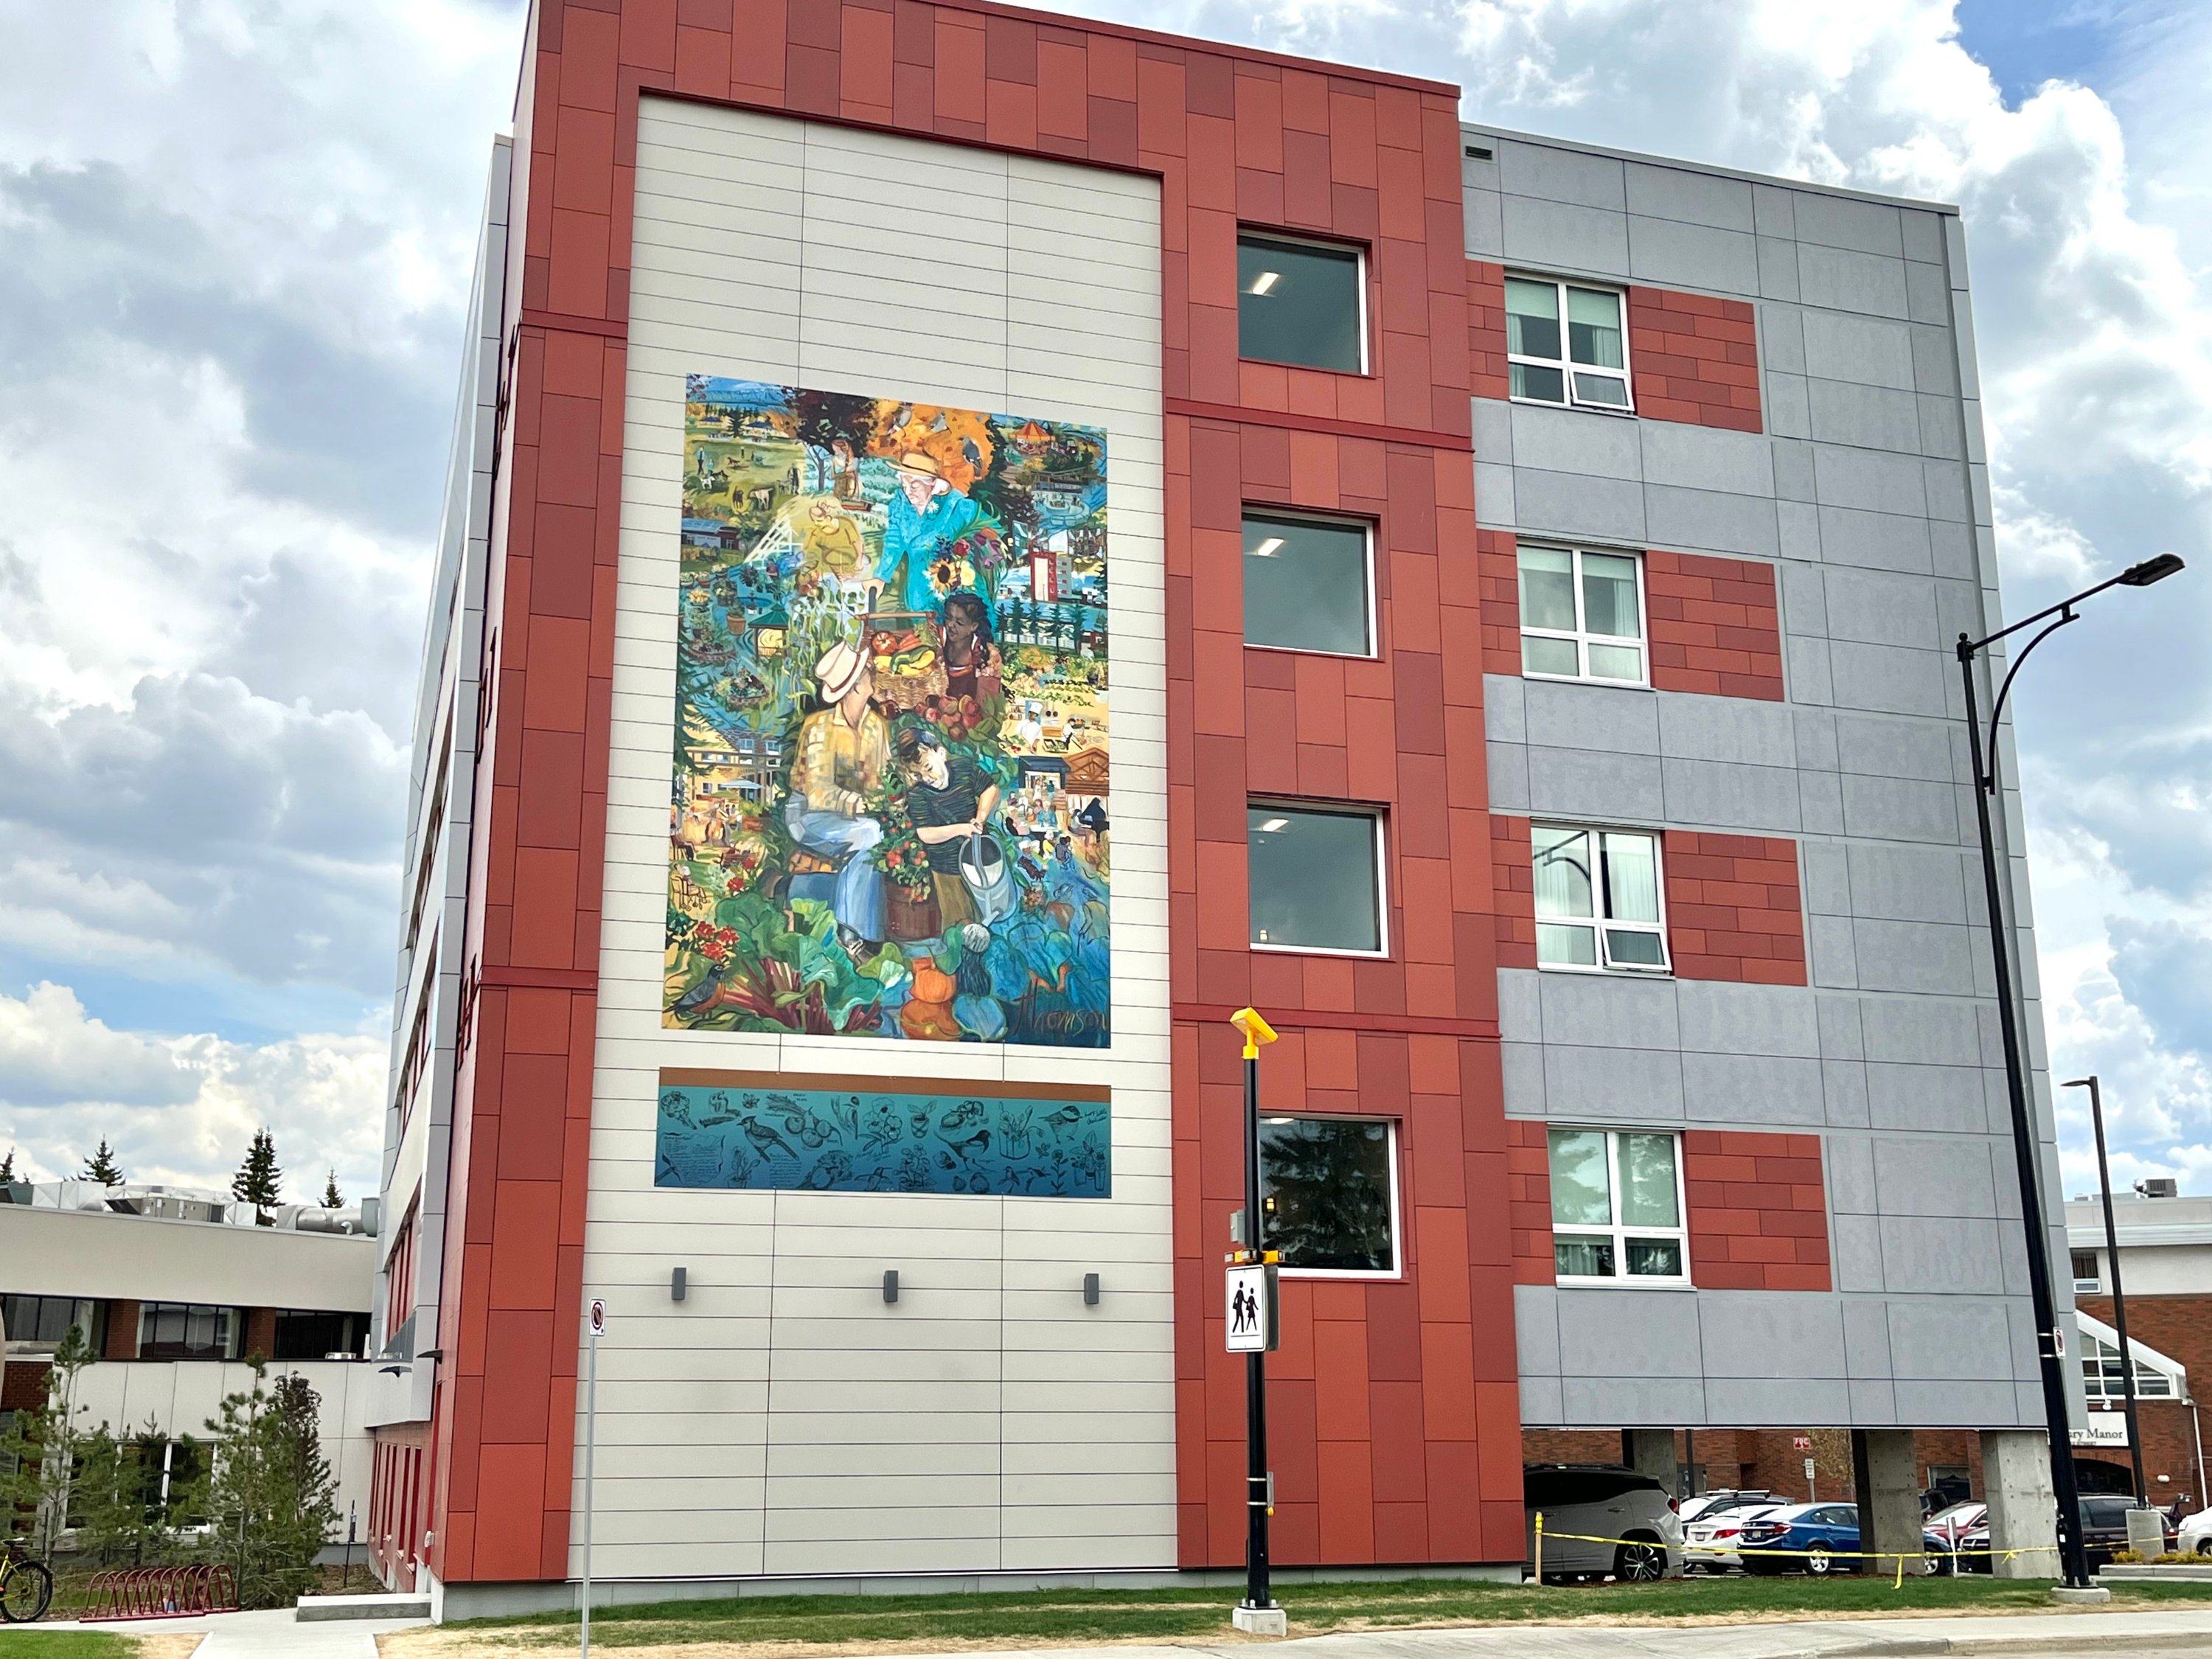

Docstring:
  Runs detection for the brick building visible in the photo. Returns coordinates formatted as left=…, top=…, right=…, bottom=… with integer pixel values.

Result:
left=366, top=0, right=2084, bottom=1615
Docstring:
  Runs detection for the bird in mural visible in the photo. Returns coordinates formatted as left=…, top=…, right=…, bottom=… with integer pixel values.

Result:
left=741, top=1119, right=797, bottom=1161
left=943, top=1128, right=990, bottom=1163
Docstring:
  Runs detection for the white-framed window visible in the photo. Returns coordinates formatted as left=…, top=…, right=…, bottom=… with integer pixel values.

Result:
left=1249, top=803, right=1388, bottom=956
left=1259, top=1115, right=1400, bottom=1277
left=1506, top=275, right=1632, bottom=410
left=1518, top=545, right=1647, bottom=684
left=1532, top=824, right=1670, bottom=973
left=2071, top=1250, right=2100, bottom=1294
left=1243, top=509, right=1375, bottom=658
left=2081, top=1330, right=2176, bottom=1399
left=1239, top=232, right=1368, bottom=375
left=1548, top=1127, right=1688, bottom=1284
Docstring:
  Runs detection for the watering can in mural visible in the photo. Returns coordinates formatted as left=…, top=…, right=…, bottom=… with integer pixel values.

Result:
left=960, top=830, right=1018, bottom=923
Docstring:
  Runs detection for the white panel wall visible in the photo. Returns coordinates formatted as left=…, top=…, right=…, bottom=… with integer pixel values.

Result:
left=577, top=99, right=1169, bottom=1581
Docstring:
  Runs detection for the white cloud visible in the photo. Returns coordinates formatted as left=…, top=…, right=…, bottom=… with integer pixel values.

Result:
left=0, top=982, right=386, bottom=1199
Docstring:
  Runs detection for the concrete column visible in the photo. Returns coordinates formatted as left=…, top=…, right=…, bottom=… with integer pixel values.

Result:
left=1854, top=1429, right=1928, bottom=1574
left=1624, top=1429, right=1677, bottom=1492
left=1982, top=1429, right=2060, bottom=1577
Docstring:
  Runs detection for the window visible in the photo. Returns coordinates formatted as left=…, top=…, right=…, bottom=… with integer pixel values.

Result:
left=1506, top=276, right=1632, bottom=409
left=1517, top=546, right=1646, bottom=684
left=1238, top=232, right=1366, bottom=374
left=137, top=1302, right=238, bottom=1362
left=2081, top=1331, right=2174, bottom=1399
left=1249, top=805, right=1385, bottom=955
left=1259, top=1116, right=1398, bottom=1275
left=2071, top=1250, right=2100, bottom=1293
left=1548, top=1127, right=1688, bottom=1283
left=1243, top=512, right=1373, bottom=657
left=1532, top=824, right=1669, bottom=972
left=1, top=1294, right=94, bottom=1351
left=274, top=1310, right=364, bottom=1362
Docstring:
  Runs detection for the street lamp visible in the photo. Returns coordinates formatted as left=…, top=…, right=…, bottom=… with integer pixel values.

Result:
left=1957, top=552, right=2183, bottom=1590
left=2063, top=1076, right=2147, bottom=1505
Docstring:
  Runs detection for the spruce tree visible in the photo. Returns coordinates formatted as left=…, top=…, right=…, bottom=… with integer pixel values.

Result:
left=321, top=1170, right=343, bottom=1208
left=232, top=1129, right=282, bottom=1225
left=0, top=1147, right=15, bottom=1182
left=187, top=1362, right=337, bottom=1607
left=82, top=1139, right=124, bottom=1186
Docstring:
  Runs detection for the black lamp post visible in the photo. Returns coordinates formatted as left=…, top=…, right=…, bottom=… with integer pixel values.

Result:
left=1956, top=550, right=2183, bottom=1590
left=2063, top=1075, right=2148, bottom=1505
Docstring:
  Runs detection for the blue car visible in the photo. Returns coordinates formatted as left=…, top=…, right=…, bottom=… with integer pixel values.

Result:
left=1739, top=1502, right=1948, bottom=1576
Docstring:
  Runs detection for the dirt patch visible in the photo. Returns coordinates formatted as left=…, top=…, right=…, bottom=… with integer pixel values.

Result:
left=130, top=1637, right=208, bottom=1659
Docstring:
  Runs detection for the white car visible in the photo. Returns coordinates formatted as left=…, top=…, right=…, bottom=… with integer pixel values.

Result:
left=1684, top=1501, right=1781, bottom=1573
left=2181, top=1507, right=2212, bottom=1558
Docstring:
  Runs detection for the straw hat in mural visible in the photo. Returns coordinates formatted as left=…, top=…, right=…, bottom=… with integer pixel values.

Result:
left=813, top=641, right=869, bottom=703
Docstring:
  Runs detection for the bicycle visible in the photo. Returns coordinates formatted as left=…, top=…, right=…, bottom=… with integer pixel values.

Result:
left=0, top=1544, right=54, bottom=1622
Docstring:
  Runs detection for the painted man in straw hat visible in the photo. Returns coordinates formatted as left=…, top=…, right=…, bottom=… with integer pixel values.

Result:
left=874, top=449, right=981, bottom=613
left=785, top=641, right=892, bottom=948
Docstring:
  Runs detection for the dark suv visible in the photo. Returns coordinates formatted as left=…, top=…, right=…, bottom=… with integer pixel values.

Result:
left=1954, top=1494, right=2174, bottom=1572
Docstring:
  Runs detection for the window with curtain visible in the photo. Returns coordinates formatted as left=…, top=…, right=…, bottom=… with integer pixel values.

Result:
left=1517, top=545, right=1646, bottom=684
left=1531, top=824, right=1669, bottom=972
left=1548, top=1128, right=1688, bottom=1282
left=1506, top=276, right=1632, bottom=408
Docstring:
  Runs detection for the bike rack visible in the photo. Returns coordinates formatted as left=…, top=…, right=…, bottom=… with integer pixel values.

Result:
left=77, top=1563, right=241, bottom=1621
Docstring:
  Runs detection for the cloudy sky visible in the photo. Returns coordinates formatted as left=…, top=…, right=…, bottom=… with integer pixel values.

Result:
left=0, top=0, right=2205, bottom=1206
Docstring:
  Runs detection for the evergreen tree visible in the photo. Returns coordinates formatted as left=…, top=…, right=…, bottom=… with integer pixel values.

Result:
left=81, top=1139, right=123, bottom=1187
left=0, top=1147, right=14, bottom=1182
left=187, top=1362, right=337, bottom=1608
left=69, top=1419, right=184, bottom=1568
left=0, top=1322, right=94, bottom=1556
left=232, top=1129, right=282, bottom=1226
left=321, top=1171, right=343, bottom=1209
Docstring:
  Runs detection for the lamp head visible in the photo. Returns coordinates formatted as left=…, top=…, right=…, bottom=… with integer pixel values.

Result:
left=2118, top=554, right=2185, bottom=587
left=1229, top=1006, right=1279, bottom=1058
left=2062, top=1077, right=2095, bottom=1089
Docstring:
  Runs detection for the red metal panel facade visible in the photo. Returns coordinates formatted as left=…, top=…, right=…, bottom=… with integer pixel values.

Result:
left=429, top=0, right=1526, bottom=1585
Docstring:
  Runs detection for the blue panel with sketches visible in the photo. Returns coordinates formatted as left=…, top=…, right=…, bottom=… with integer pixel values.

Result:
left=654, top=1083, right=1111, bottom=1197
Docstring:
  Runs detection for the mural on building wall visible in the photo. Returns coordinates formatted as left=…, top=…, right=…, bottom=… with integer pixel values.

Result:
left=664, top=377, right=1111, bottom=1046
left=655, top=1077, right=1112, bottom=1197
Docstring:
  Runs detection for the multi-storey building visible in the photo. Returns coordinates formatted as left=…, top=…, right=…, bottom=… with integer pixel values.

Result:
left=0, top=1182, right=377, bottom=1550
left=370, top=0, right=2085, bottom=1614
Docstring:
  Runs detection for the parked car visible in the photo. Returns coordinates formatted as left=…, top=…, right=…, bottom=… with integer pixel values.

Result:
left=1739, top=1502, right=1950, bottom=1576
left=1950, top=1494, right=2174, bottom=1574
left=1924, top=1501, right=1986, bottom=1553
left=1524, top=1464, right=1685, bottom=1583
left=1683, top=1500, right=1782, bottom=1573
left=2180, top=1507, right=2212, bottom=1558
left=1680, top=1489, right=1781, bottom=1527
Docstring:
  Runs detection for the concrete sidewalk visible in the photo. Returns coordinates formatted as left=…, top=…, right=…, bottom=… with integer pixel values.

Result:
left=13, top=1604, right=428, bottom=1653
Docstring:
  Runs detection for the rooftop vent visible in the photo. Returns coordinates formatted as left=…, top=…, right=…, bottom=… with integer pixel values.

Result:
left=2136, top=1177, right=2180, bottom=1199
left=1464, top=143, right=1493, bottom=160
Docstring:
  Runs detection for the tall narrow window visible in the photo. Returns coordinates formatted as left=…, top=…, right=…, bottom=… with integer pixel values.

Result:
left=1243, top=512, right=1373, bottom=657
left=1239, top=233, right=1366, bottom=374
left=1506, top=277, right=1632, bottom=409
left=1531, top=824, right=1669, bottom=973
left=1517, top=546, right=1645, bottom=684
left=1548, top=1128, right=1688, bottom=1283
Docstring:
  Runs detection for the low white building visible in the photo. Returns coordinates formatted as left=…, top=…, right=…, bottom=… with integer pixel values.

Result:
left=0, top=1182, right=378, bottom=1557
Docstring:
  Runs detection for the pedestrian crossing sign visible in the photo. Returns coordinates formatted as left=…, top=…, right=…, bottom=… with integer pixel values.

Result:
left=1225, top=1263, right=1278, bottom=1353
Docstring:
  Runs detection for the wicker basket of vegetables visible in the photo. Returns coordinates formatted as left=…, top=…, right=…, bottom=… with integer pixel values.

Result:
left=863, top=610, right=947, bottom=712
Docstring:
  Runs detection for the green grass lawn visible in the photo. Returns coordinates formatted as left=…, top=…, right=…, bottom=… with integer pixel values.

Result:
left=414, top=1572, right=2212, bottom=1652
left=0, top=1636, right=145, bottom=1656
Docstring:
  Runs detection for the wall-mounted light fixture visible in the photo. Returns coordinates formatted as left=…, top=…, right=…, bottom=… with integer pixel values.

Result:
left=670, top=1267, right=687, bottom=1303
left=883, top=1270, right=900, bottom=1304
left=1083, top=1273, right=1102, bottom=1307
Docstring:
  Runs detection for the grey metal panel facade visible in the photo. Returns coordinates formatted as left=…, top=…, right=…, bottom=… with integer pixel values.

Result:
left=1471, top=127, right=2076, bottom=1432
